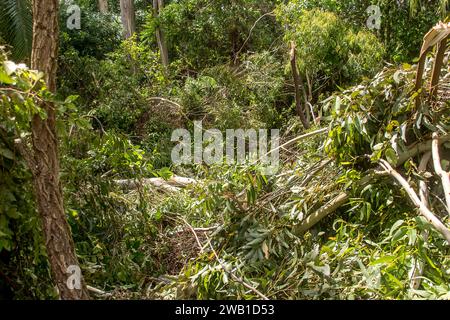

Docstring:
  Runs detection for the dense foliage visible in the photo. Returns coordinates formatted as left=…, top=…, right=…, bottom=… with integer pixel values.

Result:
left=0, top=0, right=449, bottom=300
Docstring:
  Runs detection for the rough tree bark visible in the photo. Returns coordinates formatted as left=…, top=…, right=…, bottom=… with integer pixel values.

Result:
left=31, top=0, right=89, bottom=299
left=120, top=0, right=136, bottom=39
left=153, top=0, right=169, bottom=67
left=98, top=0, right=108, bottom=13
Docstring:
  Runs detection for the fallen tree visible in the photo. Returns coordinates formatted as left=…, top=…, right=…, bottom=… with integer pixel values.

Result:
left=115, top=175, right=196, bottom=192
left=293, top=24, right=450, bottom=241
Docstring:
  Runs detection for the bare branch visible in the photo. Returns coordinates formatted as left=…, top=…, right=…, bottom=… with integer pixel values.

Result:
left=396, top=134, right=450, bottom=166
left=432, top=133, right=450, bottom=216
left=294, top=192, right=349, bottom=234
left=115, top=176, right=196, bottom=192
left=293, top=169, right=388, bottom=234
left=252, top=128, right=328, bottom=166
left=379, top=159, right=450, bottom=244
left=177, top=216, right=204, bottom=254
left=86, top=285, right=112, bottom=297
left=418, top=152, right=431, bottom=206
left=290, top=41, right=310, bottom=129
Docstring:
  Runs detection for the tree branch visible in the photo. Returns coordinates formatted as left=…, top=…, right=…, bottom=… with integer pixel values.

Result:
left=396, top=134, right=450, bottom=166
left=379, top=159, right=450, bottom=244
left=290, top=41, right=310, bottom=129
left=294, top=192, right=349, bottom=234
left=431, top=133, right=450, bottom=216
left=410, top=152, right=431, bottom=290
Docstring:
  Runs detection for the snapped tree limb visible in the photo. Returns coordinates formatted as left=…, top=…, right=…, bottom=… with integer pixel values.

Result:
left=115, top=175, right=196, bottom=192
left=396, top=134, right=450, bottom=166
left=379, top=159, right=450, bottom=244
left=292, top=133, right=450, bottom=235
left=294, top=192, right=349, bottom=234
left=293, top=170, right=386, bottom=235
left=431, top=133, right=450, bottom=216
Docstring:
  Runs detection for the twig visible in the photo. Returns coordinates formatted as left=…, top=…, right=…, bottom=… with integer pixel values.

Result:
left=251, top=127, right=328, bottom=166
left=148, top=97, right=183, bottom=110
left=86, top=285, right=112, bottom=297
left=300, top=159, right=332, bottom=187
left=431, top=133, right=450, bottom=216
left=115, top=176, right=196, bottom=192
left=177, top=216, right=204, bottom=254
left=233, top=11, right=274, bottom=64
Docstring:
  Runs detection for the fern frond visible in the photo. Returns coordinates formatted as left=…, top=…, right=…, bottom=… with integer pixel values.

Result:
left=0, top=0, right=32, bottom=61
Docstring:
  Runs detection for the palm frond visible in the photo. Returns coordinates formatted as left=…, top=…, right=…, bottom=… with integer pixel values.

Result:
left=0, top=0, right=32, bottom=61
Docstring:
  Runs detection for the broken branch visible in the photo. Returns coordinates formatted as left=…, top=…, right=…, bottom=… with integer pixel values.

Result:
left=379, top=159, right=450, bottom=244
left=431, top=133, right=450, bottom=216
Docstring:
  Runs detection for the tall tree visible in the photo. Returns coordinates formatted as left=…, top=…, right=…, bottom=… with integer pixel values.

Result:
left=98, top=0, right=108, bottom=13
left=153, top=0, right=169, bottom=67
left=30, top=0, right=89, bottom=299
left=120, top=0, right=136, bottom=39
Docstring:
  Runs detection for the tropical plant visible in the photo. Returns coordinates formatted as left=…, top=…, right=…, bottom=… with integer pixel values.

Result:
left=0, top=0, right=32, bottom=60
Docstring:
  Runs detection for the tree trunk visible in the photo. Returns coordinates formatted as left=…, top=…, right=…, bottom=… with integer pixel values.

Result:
left=31, top=0, right=89, bottom=299
left=289, top=42, right=310, bottom=130
left=98, top=0, right=108, bottom=13
left=120, top=0, right=136, bottom=39
left=153, top=0, right=169, bottom=67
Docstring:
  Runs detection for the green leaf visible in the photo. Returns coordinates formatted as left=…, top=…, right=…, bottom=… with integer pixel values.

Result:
left=29, top=71, right=44, bottom=82
left=402, top=63, right=411, bottom=70
left=391, top=228, right=407, bottom=244
left=0, top=69, right=14, bottom=84
left=6, top=208, right=20, bottom=219
left=385, top=148, right=398, bottom=165
left=64, top=95, right=79, bottom=104
left=370, top=255, right=396, bottom=265
left=408, top=229, right=417, bottom=246
left=0, top=147, right=14, bottom=159
left=157, top=167, right=173, bottom=180
left=0, top=0, right=33, bottom=60
left=389, top=220, right=404, bottom=236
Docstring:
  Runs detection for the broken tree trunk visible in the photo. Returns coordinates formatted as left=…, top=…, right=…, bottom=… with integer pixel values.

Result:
left=431, top=133, right=450, bottom=216
left=153, top=0, right=169, bottom=67
left=409, top=152, right=431, bottom=289
left=429, top=36, right=448, bottom=100
left=290, top=42, right=310, bottom=130
left=414, top=22, right=450, bottom=108
left=115, top=175, right=196, bottom=192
